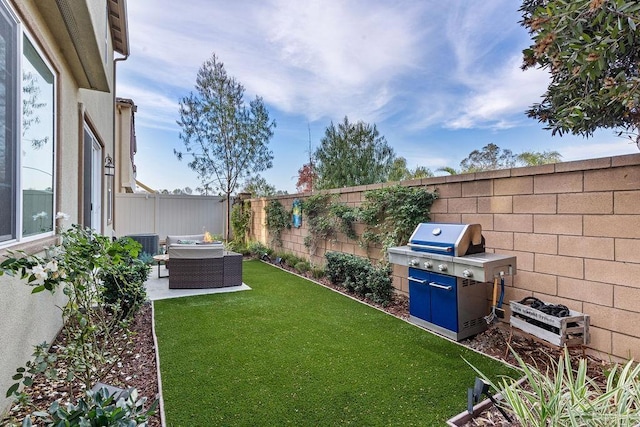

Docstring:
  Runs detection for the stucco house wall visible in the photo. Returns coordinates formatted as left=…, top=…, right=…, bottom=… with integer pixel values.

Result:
left=0, top=0, right=128, bottom=413
left=249, top=154, right=640, bottom=361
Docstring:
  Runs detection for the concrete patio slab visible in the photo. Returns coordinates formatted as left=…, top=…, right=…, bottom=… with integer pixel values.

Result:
left=145, top=265, right=250, bottom=301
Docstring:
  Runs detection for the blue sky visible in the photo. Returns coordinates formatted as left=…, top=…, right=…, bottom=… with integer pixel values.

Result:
left=116, top=0, right=638, bottom=194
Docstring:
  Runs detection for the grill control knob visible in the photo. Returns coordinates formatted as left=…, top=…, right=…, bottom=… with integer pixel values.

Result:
left=424, top=261, right=433, bottom=269
left=409, top=259, right=419, bottom=267
left=463, top=269, right=473, bottom=278
left=438, top=264, right=448, bottom=272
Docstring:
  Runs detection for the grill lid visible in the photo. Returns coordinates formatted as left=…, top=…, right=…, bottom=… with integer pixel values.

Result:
left=408, top=223, right=484, bottom=257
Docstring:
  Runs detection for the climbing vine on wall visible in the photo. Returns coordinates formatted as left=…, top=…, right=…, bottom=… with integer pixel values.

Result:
left=264, top=200, right=290, bottom=247
left=231, top=200, right=251, bottom=244
left=301, top=194, right=357, bottom=254
left=359, top=185, right=438, bottom=254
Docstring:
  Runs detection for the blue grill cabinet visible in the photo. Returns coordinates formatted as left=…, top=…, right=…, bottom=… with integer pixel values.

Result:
left=408, top=267, right=487, bottom=341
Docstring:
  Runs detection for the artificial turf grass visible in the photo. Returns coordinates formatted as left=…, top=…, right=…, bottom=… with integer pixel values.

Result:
left=154, top=260, right=516, bottom=426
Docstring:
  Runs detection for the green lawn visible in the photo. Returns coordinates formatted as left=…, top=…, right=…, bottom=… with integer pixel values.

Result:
left=154, top=260, right=514, bottom=426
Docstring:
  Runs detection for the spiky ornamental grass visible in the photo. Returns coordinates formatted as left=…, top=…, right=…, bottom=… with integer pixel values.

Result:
left=154, top=260, right=515, bottom=426
left=471, top=347, right=640, bottom=426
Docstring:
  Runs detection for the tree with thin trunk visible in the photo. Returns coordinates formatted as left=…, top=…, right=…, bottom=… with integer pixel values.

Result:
left=175, top=53, right=276, bottom=241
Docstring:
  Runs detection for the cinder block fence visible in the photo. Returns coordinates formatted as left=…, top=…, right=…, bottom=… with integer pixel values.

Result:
left=249, top=154, right=640, bottom=360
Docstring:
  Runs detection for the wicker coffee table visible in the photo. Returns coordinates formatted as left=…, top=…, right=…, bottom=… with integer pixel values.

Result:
left=152, top=254, right=169, bottom=278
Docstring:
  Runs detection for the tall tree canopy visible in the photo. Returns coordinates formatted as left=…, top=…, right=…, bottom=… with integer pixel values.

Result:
left=521, top=0, right=640, bottom=140
left=441, top=144, right=562, bottom=174
left=460, top=143, right=518, bottom=173
left=241, top=175, right=287, bottom=198
left=176, top=53, right=276, bottom=240
left=388, top=157, right=434, bottom=182
left=518, top=150, right=562, bottom=166
left=314, top=116, right=395, bottom=189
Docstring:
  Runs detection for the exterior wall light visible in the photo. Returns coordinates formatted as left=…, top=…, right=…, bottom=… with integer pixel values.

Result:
left=105, top=154, right=115, bottom=177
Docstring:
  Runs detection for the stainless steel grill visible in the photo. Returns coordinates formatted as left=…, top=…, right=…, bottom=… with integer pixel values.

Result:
left=389, top=223, right=517, bottom=341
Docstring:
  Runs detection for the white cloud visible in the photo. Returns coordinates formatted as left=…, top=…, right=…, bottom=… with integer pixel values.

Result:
left=121, top=0, right=433, bottom=125
left=117, top=82, right=180, bottom=132
left=445, top=57, right=550, bottom=130
left=558, top=137, right=639, bottom=161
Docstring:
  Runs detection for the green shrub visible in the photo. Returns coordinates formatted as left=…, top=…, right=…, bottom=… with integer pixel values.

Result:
left=100, top=237, right=150, bottom=319
left=1, top=226, right=147, bottom=399
left=366, top=264, right=393, bottom=305
left=325, top=252, right=393, bottom=305
left=310, top=267, right=325, bottom=279
left=294, top=261, right=311, bottom=274
left=283, top=253, right=304, bottom=267
left=100, top=259, right=149, bottom=319
left=247, top=241, right=271, bottom=258
left=138, top=252, right=154, bottom=265
left=227, top=239, right=249, bottom=255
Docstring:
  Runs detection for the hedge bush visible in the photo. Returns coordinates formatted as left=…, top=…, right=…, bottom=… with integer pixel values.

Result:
left=325, top=252, right=393, bottom=305
left=100, top=237, right=150, bottom=319
left=247, top=241, right=271, bottom=258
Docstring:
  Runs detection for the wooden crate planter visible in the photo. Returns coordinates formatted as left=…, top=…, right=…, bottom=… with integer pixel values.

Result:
left=509, top=300, right=590, bottom=347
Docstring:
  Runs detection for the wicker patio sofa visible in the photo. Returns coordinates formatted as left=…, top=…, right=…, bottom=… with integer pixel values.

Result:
left=166, top=235, right=242, bottom=289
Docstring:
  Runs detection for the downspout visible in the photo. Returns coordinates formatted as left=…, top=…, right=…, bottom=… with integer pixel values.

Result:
left=112, top=53, right=129, bottom=237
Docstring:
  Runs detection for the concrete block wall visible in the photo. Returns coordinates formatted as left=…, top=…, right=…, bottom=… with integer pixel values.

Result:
left=249, top=154, right=640, bottom=359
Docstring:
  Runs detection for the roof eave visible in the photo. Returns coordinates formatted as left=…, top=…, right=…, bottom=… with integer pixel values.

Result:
left=108, top=0, right=130, bottom=56
left=34, top=0, right=110, bottom=91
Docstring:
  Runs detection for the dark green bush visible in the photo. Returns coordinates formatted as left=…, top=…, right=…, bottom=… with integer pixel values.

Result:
left=100, top=237, right=150, bottom=319
left=366, top=264, right=393, bottom=305
left=325, top=252, right=393, bottom=305
left=101, top=259, right=149, bottom=319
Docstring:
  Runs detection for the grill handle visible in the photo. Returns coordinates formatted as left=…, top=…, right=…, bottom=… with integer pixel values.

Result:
left=409, top=277, right=454, bottom=291
left=408, top=243, right=453, bottom=252
left=429, top=282, right=453, bottom=291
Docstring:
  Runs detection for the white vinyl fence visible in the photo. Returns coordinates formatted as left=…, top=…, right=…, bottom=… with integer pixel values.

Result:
left=115, top=193, right=227, bottom=242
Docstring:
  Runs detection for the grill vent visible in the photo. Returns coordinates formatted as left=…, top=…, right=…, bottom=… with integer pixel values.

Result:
left=463, top=317, right=485, bottom=330
left=462, top=278, right=481, bottom=287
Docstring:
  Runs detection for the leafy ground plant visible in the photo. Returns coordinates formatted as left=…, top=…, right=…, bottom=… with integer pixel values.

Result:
left=470, top=346, right=640, bottom=426
left=22, top=386, right=157, bottom=426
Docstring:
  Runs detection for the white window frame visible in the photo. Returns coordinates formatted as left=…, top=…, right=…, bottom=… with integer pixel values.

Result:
left=0, top=0, right=57, bottom=248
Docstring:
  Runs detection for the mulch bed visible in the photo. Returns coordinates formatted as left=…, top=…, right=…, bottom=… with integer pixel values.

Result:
left=1, top=304, right=161, bottom=427
left=1, top=259, right=609, bottom=426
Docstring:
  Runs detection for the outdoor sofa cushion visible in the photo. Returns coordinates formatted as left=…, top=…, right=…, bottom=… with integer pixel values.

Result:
left=165, top=234, right=205, bottom=247
left=169, top=243, right=224, bottom=259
